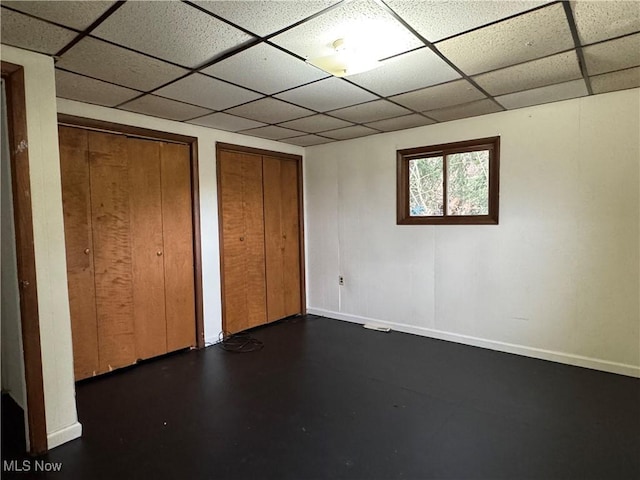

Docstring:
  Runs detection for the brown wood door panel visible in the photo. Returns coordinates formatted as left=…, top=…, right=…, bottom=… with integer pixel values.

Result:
left=263, top=156, right=302, bottom=321
left=280, top=158, right=302, bottom=317
left=263, top=156, right=286, bottom=322
left=219, top=151, right=266, bottom=334
left=58, top=126, right=99, bottom=380
left=243, top=154, right=267, bottom=330
left=161, top=142, right=196, bottom=351
left=60, top=124, right=199, bottom=379
left=88, top=131, right=136, bottom=372
left=219, top=147, right=304, bottom=333
left=127, top=137, right=167, bottom=360
left=220, top=151, right=248, bottom=334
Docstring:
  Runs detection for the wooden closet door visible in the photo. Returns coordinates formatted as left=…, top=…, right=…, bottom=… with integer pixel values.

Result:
left=219, top=150, right=267, bottom=334
left=88, top=131, right=136, bottom=372
left=263, top=157, right=301, bottom=322
left=280, top=158, right=302, bottom=317
left=59, top=126, right=99, bottom=380
left=161, top=142, right=196, bottom=351
left=128, top=138, right=166, bottom=360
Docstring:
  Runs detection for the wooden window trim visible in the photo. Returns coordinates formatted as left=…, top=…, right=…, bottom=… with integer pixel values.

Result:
left=397, top=136, right=500, bottom=225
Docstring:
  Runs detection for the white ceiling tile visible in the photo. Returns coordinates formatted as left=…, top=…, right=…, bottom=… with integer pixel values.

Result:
left=186, top=112, right=266, bottom=131
left=271, top=0, right=422, bottom=61
left=56, top=37, right=188, bottom=91
left=2, top=1, right=116, bottom=30
left=225, top=97, right=315, bottom=124
left=0, top=8, right=77, bottom=55
left=364, top=114, right=436, bottom=132
left=119, top=95, right=212, bottom=122
left=496, top=79, right=588, bottom=109
left=278, top=114, right=353, bottom=133
left=192, top=1, right=339, bottom=37
left=241, top=125, right=304, bottom=140
left=426, top=99, right=503, bottom=122
left=590, top=67, right=640, bottom=94
left=55, top=69, right=140, bottom=107
left=92, top=1, right=254, bottom=68
left=328, top=99, right=411, bottom=123
left=275, top=77, right=377, bottom=112
left=155, top=73, right=263, bottom=111
left=390, top=79, right=486, bottom=112
left=385, top=1, right=550, bottom=42
left=322, top=125, right=379, bottom=140
left=437, top=3, right=574, bottom=75
left=583, top=33, right=640, bottom=76
left=202, top=43, right=328, bottom=95
left=280, top=134, right=333, bottom=146
left=347, top=47, right=460, bottom=97
left=473, top=50, right=582, bottom=96
left=572, top=0, right=640, bottom=45
left=8, top=0, right=636, bottom=143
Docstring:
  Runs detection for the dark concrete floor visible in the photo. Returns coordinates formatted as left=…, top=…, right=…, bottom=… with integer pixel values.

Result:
left=2, top=315, right=639, bottom=479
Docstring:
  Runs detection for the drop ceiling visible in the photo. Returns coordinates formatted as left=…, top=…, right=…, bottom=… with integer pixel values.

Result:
left=1, top=0, right=639, bottom=146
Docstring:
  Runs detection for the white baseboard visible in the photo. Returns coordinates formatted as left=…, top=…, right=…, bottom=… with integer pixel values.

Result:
left=307, top=308, right=640, bottom=378
left=47, top=421, right=82, bottom=449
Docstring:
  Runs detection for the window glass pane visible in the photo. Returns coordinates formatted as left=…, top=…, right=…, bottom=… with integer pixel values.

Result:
left=409, top=156, right=443, bottom=216
left=446, top=150, right=489, bottom=216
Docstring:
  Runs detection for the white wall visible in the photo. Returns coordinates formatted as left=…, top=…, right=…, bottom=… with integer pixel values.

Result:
left=1, top=78, right=28, bottom=411
left=56, top=98, right=304, bottom=345
left=305, top=89, right=640, bottom=378
left=0, top=45, right=81, bottom=448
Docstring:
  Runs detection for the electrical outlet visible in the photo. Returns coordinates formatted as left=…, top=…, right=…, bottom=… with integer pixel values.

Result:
left=339, top=276, right=344, bottom=286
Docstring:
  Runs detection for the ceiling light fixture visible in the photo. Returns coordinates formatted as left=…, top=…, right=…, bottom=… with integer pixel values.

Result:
left=306, top=38, right=381, bottom=77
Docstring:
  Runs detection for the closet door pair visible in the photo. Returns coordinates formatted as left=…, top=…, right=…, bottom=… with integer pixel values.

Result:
left=59, top=126, right=195, bottom=381
left=218, top=147, right=303, bottom=335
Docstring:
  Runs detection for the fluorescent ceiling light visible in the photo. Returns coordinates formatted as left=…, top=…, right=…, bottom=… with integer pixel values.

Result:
left=307, top=38, right=381, bottom=77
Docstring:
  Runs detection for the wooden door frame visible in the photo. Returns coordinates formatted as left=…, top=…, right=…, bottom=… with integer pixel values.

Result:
left=1, top=61, right=48, bottom=454
left=57, top=115, right=205, bottom=350
left=216, top=142, right=307, bottom=335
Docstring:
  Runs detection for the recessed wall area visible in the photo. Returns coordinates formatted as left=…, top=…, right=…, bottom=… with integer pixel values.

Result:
left=305, top=88, right=640, bottom=377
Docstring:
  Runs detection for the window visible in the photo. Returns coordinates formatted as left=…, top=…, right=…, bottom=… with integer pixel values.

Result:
left=397, top=136, right=500, bottom=225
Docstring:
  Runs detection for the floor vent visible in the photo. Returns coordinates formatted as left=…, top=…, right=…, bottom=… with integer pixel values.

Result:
left=363, top=324, right=391, bottom=332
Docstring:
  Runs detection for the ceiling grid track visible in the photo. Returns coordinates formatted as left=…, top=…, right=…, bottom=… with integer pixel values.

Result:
left=2, top=0, right=637, bottom=145
left=561, top=0, right=594, bottom=95
left=53, top=0, right=127, bottom=59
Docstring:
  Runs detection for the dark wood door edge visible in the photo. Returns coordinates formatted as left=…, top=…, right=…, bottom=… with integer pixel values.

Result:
left=190, top=143, right=205, bottom=348
left=58, top=114, right=196, bottom=145
left=217, top=142, right=302, bottom=162
left=2, top=61, right=48, bottom=455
